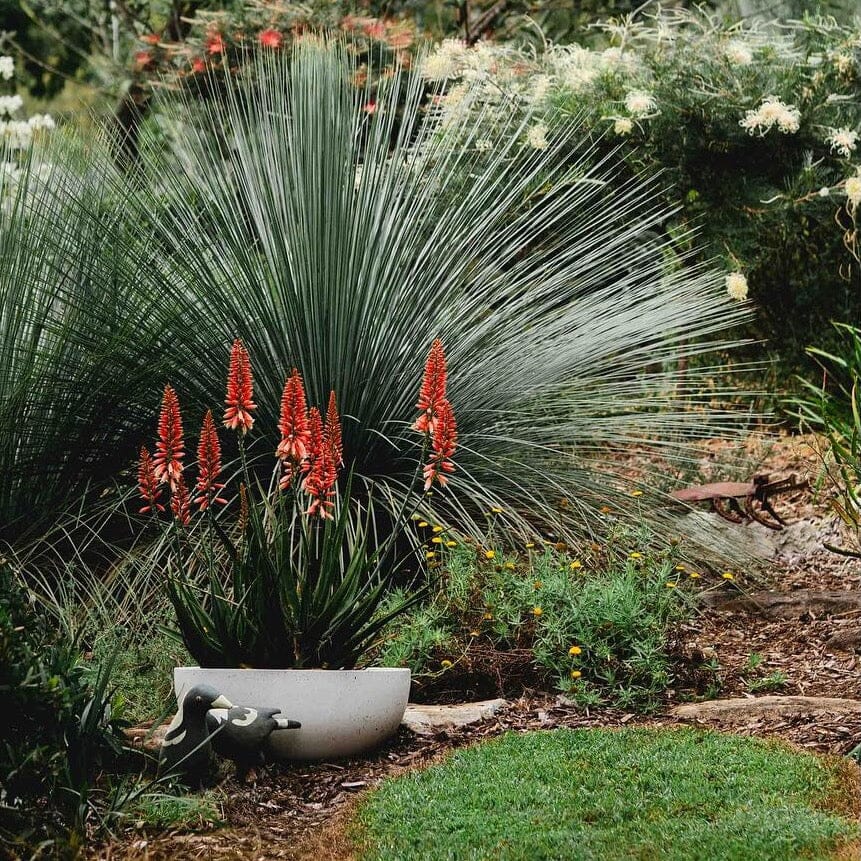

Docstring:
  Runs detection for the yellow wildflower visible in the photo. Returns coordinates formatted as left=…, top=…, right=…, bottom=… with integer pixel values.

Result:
left=665, top=582, right=677, bottom=589
left=600, top=506, right=612, bottom=514
left=417, top=521, right=429, bottom=528
left=504, top=561, right=516, bottom=571
left=688, top=572, right=701, bottom=580
left=425, top=551, right=436, bottom=560
left=675, top=564, right=686, bottom=572
left=490, top=506, right=503, bottom=514
left=630, top=490, right=643, bottom=497
left=570, top=670, right=582, bottom=679
left=525, top=542, right=535, bottom=549
left=628, top=552, right=643, bottom=560
left=532, top=606, right=543, bottom=617
left=446, top=540, right=457, bottom=548
left=569, top=560, right=582, bottom=570
left=722, top=571, right=735, bottom=581
left=432, top=525, right=444, bottom=533
left=533, top=580, right=543, bottom=590
left=483, top=612, right=494, bottom=621
left=431, top=536, right=443, bottom=544
left=568, top=645, right=582, bottom=656
left=440, top=660, right=453, bottom=669
left=484, top=550, right=496, bottom=560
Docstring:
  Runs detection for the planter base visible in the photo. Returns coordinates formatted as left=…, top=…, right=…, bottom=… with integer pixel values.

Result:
left=174, top=667, right=410, bottom=761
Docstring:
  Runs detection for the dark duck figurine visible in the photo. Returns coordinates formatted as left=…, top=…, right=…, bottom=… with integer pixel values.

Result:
left=206, top=706, right=301, bottom=781
left=159, top=685, right=233, bottom=783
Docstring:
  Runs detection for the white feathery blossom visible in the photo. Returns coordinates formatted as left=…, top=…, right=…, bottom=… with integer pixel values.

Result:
left=725, top=272, right=749, bottom=301
left=530, top=74, right=553, bottom=103
left=826, top=127, right=858, bottom=158
left=526, top=123, right=549, bottom=150
left=740, top=96, right=801, bottom=136
left=0, top=94, right=23, bottom=117
left=844, top=175, right=861, bottom=208
left=0, top=56, right=13, bottom=81
left=614, top=117, right=634, bottom=136
left=28, top=113, right=55, bottom=131
left=0, top=121, right=33, bottom=149
left=833, top=53, right=855, bottom=76
left=421, top=40, right=467, bottom=81
left=624, top=90, right=657, bottom=118
left=724, top=40, right=753, bottom=66
left=563, top=66, right=599, bottom=92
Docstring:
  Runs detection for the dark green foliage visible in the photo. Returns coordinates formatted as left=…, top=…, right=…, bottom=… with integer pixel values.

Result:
left=166, top=476, right=426, bottom=669
left=793, top=322, right=861, bottom=556
left=0, top=560, right=127, bottom=855
left=376, top=540, right=689, bottom=709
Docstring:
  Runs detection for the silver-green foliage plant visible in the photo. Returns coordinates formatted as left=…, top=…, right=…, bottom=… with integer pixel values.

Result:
left=109, top=39, right=751, bottom=544
left=1, top=38, right=751, bottom=549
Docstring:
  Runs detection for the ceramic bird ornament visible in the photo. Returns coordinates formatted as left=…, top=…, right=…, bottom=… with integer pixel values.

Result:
left=206, top=706, right=301, bottom=781
left=159, top=685, right=233, bottom=783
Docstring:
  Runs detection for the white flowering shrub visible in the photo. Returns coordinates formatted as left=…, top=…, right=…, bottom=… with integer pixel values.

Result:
left=0, top=55, right=56, bottom=214
left=418, top=10, right=861, bottom=371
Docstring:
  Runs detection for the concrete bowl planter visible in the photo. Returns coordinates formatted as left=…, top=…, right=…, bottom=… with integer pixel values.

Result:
left=174, top=666, right=410, bottom=761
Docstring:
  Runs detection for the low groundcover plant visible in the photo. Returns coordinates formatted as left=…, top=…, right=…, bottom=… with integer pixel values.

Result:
left=134, top=338, right=458, bottom=669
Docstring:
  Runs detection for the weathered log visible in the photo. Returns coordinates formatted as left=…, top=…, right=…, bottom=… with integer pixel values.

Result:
left=699, top=589, right=861, bottom=619
left=672, top=696, right=861, bottom=722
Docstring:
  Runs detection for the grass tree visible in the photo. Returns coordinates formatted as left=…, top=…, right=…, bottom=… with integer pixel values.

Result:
left=1, top=39, right=753, bottom=549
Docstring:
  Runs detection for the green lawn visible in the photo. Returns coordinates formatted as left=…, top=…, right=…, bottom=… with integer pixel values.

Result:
left=354, top=728, right=858, bottom=861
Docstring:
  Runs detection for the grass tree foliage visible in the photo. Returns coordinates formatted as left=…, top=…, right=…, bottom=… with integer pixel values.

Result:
left=1, top=39, right=752, bottom=550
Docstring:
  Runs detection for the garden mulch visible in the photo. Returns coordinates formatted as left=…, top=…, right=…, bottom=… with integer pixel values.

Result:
left=95, top=433, right=861, bottom=860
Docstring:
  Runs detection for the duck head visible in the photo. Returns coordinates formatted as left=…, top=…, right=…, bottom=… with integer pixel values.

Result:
left=181, top=684, right=233, bottom=714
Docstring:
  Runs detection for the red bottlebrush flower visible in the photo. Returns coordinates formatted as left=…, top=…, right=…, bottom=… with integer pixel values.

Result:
left=363, top=101, right=377, bottom=114
left=276, top=369, right=310, bottom=464
left=303, top=407, right=323, bottom=474
left=191, top=57, right=206, bottom=73
left=423, top=399, right=457, bottom=490
left=324, top=391, right=343, bottom=467
left=206, top=33, right=225, bottom=55
left=304, top=447, right=337, bottom=520
left=134, top=50, right=153, bottom=69
left=362, top=19, right=386, bottom=40
left=223, top=339, right=256, bottom=434
left=414, top=339, right=448, bottom=434
left=259, top=28, right=282, bottom=49
left=153, top=384, right=185, bottom=488
left=194, top=410, right=227, bottom=510
left=138, top=446, right=164, bottom=514
left=171, top=473, right=192, bottom=526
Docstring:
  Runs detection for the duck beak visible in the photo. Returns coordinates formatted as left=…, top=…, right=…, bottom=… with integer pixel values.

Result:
left=212, top=694, right=233, bottom=709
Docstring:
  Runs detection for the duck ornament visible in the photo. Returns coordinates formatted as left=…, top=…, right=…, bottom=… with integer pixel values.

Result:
left=207, top=706, right=301, bottom=781
left=159, top=685, right=233, bottom=783
left=159, top=685, right=302, bottom=783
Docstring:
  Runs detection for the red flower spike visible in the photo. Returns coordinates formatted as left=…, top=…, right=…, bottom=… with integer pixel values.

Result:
left=195, top=410, right=227, bottom=511
left=304, top=447, right=337, bottom=520
left=276, top=369, right=310, bottom=464
left=191, top=57, right=206, bottom=73
left=153, top=384, right=185, bottom=488
left=303, top=407, right=324, bottom=475
left=414, top=339, right=448, bottom=435
left=206, top=33, right=225, bottom=54
left=223, top=339, right=257, bottom=434
left=138, top=446, right=164, bottom=514
left=171, top=473, right=191, bottom=526
left=259, top=28, right=282, bottom=48
left=423, top=399, right=457, bottom=490
left=324, top=391, right=343, bottom=467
